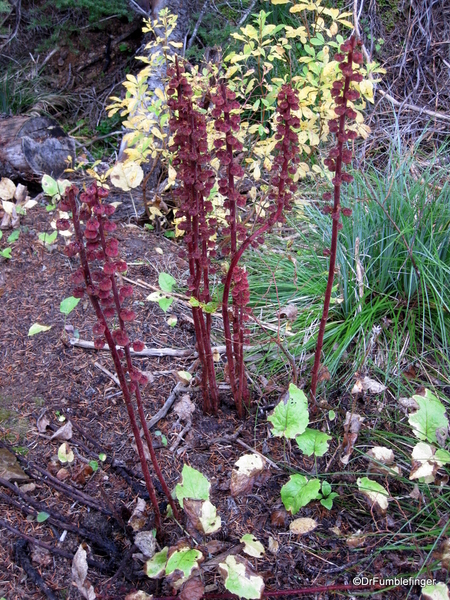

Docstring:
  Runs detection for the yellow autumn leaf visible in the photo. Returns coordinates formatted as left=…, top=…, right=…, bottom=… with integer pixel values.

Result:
left=359, top=80, right=374, bottom=103
left=110, top=162, right=144, bottom=191
left=168, top=165, right=177, bottom=182
left=154, top=87, right=165, bottom=101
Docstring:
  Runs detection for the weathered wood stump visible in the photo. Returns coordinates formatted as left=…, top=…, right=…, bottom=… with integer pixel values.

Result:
left=0, top=115, right=75, bottom=181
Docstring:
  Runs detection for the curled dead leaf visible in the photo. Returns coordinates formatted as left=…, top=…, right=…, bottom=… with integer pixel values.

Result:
left=351, top=374, right=386, bottom=395
left=174, top=394, right=195, bottom=422
left=129, top=498, right=147, bottom=532
left=134, top=531, right=156, bottom=559
left=72, top=544, right=96, bottom=600
left=278, top=304, right=298, bottom=321
left=50, top=421, right=73, bottom=441
left=36, top=412, right=50, bottom=433
left=230, top=453, right=266, bottom=497
left=72, top=464, right=94, bottom=486
left=340, top=412, right=365, bottom=465
left=179, top=576, right=205, bottom=600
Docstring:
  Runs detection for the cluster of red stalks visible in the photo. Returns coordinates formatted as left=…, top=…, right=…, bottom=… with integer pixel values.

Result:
left=168, top=36, right=362, bottom=415
left=167, top=58, right=300, bottom=417
left=57, top=184, right=179, bottom=534
left=57, top=35, right=363, bottom=548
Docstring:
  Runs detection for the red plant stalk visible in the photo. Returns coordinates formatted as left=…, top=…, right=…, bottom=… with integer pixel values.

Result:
left=212, top=84, right=300, bottom=416
left=58, top=184, right=175, bottom=533
left=309, top=35, right=364, bottom=402
left=96, top=217, right=180, bottom=520
left=167, top=59, right=219, bottom=413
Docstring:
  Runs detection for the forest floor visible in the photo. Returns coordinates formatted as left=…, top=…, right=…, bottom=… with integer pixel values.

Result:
left=0, top=194, right=440, bottom=600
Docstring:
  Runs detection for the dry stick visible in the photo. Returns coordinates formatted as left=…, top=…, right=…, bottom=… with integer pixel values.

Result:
left=0, top=487, right=118, bottom=557
left=15, top=538, right=59, bottom=600
left=94, top=361, right=120, bottom=386
left=378, top=88, right=450, bottom=123
left=1, top=519, right=108, bottom=571
left=23, top=460, right=112, bottom=514
left=70, top=337, right=254, bottom=358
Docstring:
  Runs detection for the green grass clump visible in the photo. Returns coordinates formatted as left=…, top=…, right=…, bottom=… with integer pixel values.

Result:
left=246, top=145, right=450, bottom=393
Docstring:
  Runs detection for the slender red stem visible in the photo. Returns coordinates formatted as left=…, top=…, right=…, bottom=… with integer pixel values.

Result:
left=67, top=189, right=162, bottom=533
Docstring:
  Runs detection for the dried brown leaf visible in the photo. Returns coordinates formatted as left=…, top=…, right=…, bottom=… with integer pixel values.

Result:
left=179, top=576, right=205, bottom=600
left=72, top=544, right=96, bottom=600
left=36, top=413, right=50, bottom=433
left=289, top=517, right=318, bottom=535
left=129, top=498, right=147, bottom=532
left=50, top=421, right=73, bottom=440
left=174, top=394, right=196, bottom=422
left=0, top=448, right=30, bottom=482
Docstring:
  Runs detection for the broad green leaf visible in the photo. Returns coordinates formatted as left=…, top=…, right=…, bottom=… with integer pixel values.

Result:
left=38, top=231, right=57, bottom=245
left=89, top=460, right=99, bottom=471
left=158, top=297, right=173, bottom=312
left=408, top=389, right=449, bottom=445
left=36, top=511, right=50, bottom=523
left=57, top=442, right=74, bottom=464
left=241, top=534, right=265, bottom=558
left=357, top=477, right=389, bottom=513
left=175, top=465, right=210, bottom=507
left=145, top=547, right=168, bottom=578
left=280, top=475, right=321, bottom=514
left=296, top=428, right=331, bottom=457
left=165, top=548, right=202, bottom=577
left=219, top=555, right=265, bottom=600
left=422, top=582, right=450, bottom=600
left=158, top=272, right=176, bottom=293
left=28, top=323, right=52, bottom=336
left=98, top=453, right=107, bottom=462
left=7, top=229, right=20, bottom=243
left=42, top=175, right=71, bottom=199
left=60, top=296, right=81, bottom=315
left=320, top=494, right=338, bottom=510
left=0, top=248, right=11, bottom=258
left=268, top=384, right=309, bottom=439
left=41, top=174, right=58, bottom=197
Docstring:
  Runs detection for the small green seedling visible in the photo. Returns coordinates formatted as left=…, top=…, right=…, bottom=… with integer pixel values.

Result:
left=38, top=231, right=58, bottom=246
left=318, top=481, right=339, bottom=510
left=41, top=175, right=72, bottom=206
left=60, top=296, right=80, bottom=316
left=146, top=272, right=176, bottom=312
left=36, top=511, right=50, bottom=523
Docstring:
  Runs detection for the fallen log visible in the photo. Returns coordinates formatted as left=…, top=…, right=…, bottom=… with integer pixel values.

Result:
left=0, top=115, right=75, bottom=181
